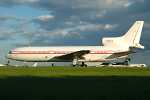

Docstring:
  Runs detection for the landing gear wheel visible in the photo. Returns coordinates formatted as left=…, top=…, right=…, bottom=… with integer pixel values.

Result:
left=70, top=64, right=79, bottom=67
left=80, top=62, right=87, bottom=67
left=70, top=64, right=73, bottom=67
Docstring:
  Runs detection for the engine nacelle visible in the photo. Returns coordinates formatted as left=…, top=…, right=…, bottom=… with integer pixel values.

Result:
left=101, top=38, right=114, bottom=45
left=101, top=37, right=125, bottom=45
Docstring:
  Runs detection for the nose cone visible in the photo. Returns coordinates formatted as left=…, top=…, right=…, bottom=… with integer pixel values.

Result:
left=6, top=54, right=13, bottom=59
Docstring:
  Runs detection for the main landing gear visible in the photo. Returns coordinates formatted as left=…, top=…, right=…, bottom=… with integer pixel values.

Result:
left=80, top=62, right=87, bottom=67
left=24, top=61, right=28, bottom=67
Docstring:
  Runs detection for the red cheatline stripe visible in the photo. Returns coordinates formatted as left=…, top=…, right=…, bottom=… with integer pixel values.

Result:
left=11, top=53, right=114, bottom=54
left=10, top=50, right=117, bottom=54
left=89, top=53, right=113, bottom=54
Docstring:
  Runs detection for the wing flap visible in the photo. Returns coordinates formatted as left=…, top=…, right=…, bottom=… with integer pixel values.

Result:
left=55, top=50, right=90, bottom=60
left=114, top=51, right=139, bottom=57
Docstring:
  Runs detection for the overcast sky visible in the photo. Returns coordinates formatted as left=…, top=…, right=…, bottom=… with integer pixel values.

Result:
left=0, top=0, right=150, bottom=66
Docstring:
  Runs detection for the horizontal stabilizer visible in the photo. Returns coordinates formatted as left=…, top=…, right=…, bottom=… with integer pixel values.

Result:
left=55, top=50, right=90, bottom=60
left=132, top=43, right=145, bottom=49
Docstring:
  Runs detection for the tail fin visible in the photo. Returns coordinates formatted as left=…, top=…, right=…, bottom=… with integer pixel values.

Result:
left=122, top=21, right=144, bottom=49
left=102, top=21, right=144, bottom=49
left=6, top=60, right=10, bottom=66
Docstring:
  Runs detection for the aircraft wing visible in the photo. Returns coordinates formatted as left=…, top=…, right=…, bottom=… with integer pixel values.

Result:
left=106, top=51, right=139, bottom=59
left=55, top=50, right=90, bottom=60
left=114, top=51, right=139, bottom=57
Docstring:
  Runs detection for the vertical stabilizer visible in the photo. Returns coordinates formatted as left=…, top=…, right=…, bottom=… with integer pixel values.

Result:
left=122, top=21, right=144, bottom=49
left=123, top=21, right=144, bottom=43
left=6, top=60, right=10, bottom=66
left=101, top=21, right=144, bottom=49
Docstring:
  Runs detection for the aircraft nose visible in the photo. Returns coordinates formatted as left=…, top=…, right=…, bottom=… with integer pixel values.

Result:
left=6, top=54, right=13, bottom=59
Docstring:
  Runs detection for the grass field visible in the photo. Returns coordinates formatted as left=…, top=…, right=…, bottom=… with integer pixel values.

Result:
left=0, top=67, right=150, bottom=100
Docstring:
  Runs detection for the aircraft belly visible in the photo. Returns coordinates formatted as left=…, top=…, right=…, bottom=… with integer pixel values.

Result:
left=15, top=54, right=32, bottom=61
left=15, top=54, right=53, bottom=62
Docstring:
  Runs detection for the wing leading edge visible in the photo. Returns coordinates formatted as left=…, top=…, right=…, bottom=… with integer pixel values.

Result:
left=55, top=50, right=90, bottom=60
left=114, top=51, right=139, bottom=57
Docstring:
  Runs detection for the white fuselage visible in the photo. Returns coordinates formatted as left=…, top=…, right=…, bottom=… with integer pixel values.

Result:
left=6, top=45, right=129, bottom=62
left=6, top=21, right=145, bottom=64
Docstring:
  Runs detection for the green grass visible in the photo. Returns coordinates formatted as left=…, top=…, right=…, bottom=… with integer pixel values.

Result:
left=0, top=67, right=150, bottom=100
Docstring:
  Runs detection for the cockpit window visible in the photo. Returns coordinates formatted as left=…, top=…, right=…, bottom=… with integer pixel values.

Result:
left=9, top=51, right=12, bottom=54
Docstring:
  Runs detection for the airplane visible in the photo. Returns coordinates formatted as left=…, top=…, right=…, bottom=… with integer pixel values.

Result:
left=111, top=58, right=131, bottom=66
left=100, top=58, right=131, bottom=67
left=0, top=60, right=10, bottom=67
left=6, top=21, right=145, bottom=67
left=0, top=64, right=4, bottom=67
left=33, top=63, right=37, bottom=67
